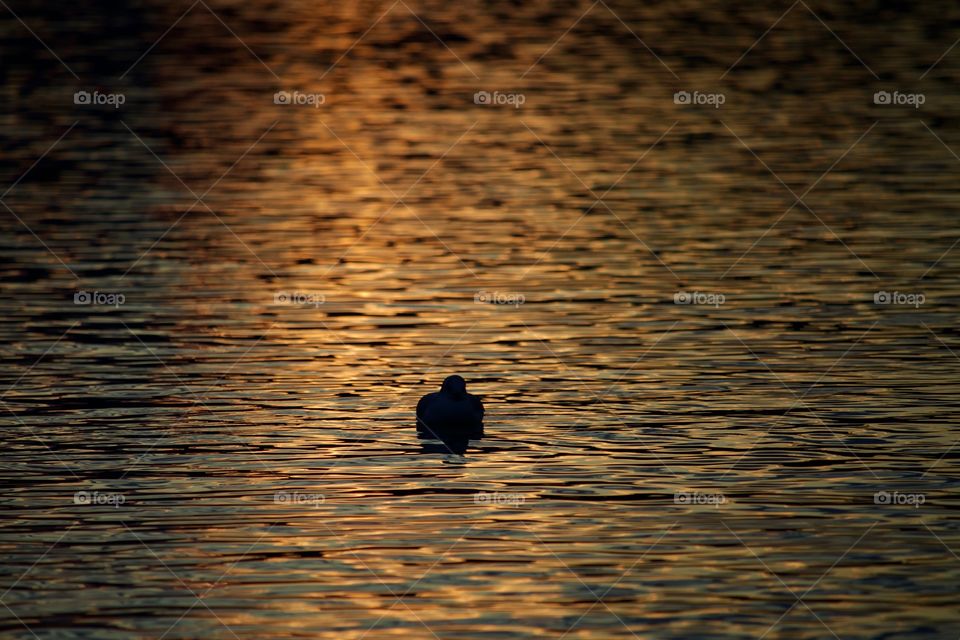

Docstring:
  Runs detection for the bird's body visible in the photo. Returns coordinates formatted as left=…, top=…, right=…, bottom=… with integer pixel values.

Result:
left=416, top=375, right=484, bottom=450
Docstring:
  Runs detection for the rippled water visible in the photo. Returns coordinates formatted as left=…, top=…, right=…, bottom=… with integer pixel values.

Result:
left=2, top=1, right=960, bottom=638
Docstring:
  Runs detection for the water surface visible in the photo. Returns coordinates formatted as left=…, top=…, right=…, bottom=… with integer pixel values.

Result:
left=2, top=1, right=960, bottom=638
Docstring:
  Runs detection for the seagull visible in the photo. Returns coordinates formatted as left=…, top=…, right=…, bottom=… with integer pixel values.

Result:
left=416, top=375, right=484, bottom=451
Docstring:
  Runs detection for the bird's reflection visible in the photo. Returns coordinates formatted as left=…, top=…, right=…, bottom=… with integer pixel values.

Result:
left=417, top=439, right=469, bottom=456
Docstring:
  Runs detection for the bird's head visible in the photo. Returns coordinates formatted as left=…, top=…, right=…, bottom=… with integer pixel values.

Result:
left=441, top=375, right=467, bottom=397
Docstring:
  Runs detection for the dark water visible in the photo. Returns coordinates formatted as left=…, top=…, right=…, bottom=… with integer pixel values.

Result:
left=2, top=1, right=960, bottom=637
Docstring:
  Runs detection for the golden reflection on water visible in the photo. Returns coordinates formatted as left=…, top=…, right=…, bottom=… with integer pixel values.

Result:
left=1, top=0, right=960, bottom=638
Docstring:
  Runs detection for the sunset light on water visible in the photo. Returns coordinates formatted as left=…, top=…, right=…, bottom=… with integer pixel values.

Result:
left=2, top=1, right=960, bottom=638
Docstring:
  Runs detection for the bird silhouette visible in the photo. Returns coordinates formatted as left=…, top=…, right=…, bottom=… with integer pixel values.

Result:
left=416, top=375, right=484, bottom=453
